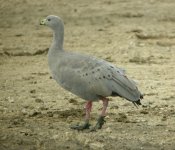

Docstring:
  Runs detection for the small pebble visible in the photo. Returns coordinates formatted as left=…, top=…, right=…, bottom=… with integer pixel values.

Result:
left=6, top=97, right=14, bottom=103
left=140, top=110, right=149, bottom=114
left=89, top=142, right=104, bottom=150
left=35, top=98, right=43, bottom=103
left=29, top=110, right=41, bottom=117
left=47, top=111, right=53, bottom=117
left=105, top=127, right=112, bottom=133
left=68, top=98, right=78, bottom=105
left=30, top=89, right=36, bottom=93
left=21, top=109, right=27, bottom=115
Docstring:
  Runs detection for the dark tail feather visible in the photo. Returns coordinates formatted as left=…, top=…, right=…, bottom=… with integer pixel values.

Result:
left=132, top=100, right=141, bottom=108
left=111, top=91, right=143, bottom=108
left=132, top=94, right=143, bottom=108
left=140, top=93, right=144, bottom=99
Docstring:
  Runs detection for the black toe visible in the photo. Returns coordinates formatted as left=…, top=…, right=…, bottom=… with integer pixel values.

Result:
left=90, top=116, right=106, bottom=131
left=70, top=122, right=91, bottom=130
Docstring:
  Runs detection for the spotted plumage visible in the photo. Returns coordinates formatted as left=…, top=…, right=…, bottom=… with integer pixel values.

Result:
left=40, top=15, right=143, bottom=131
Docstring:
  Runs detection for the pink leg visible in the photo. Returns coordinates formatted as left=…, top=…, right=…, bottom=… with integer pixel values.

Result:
left=70, top=101, right=92, bottom=130
left=89, top=98, right=109, bottom=131
left=100, top=98, right=109, bottom=117
left=84, top=101, right=92, bottom=121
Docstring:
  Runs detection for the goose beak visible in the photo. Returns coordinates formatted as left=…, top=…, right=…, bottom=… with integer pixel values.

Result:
left=40, top=19, right=47, bottom=25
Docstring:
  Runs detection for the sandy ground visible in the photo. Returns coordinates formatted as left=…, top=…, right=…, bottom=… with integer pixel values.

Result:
left=0, top=0, right=175, bottom=149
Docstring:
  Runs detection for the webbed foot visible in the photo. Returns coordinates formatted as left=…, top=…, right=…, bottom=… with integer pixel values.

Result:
left=90, top=116, right=106, bottom=132
left=70, top=121, right=91, bottom=130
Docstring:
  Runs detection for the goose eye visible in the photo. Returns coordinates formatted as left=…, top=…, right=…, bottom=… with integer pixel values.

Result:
left=48, top=18, right=51, bottom=21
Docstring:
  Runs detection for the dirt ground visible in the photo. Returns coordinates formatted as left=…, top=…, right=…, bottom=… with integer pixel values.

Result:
left=0, top=0, right=175, bottom=149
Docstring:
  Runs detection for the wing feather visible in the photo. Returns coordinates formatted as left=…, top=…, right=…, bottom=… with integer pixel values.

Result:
left=54, top=52, right=142, bottom=101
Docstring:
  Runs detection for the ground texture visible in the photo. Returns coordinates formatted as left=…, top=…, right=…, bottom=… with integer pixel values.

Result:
left=0, top=0, right=175, bottom=149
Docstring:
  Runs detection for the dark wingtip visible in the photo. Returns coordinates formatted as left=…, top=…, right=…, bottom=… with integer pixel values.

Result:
left=133, top=99, right=141, bottom=106
left=140, top=94, right=144, bottom=99
left=135, top=99, right=142, bottom=105
left=132, top=95, right=143, bottom=108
